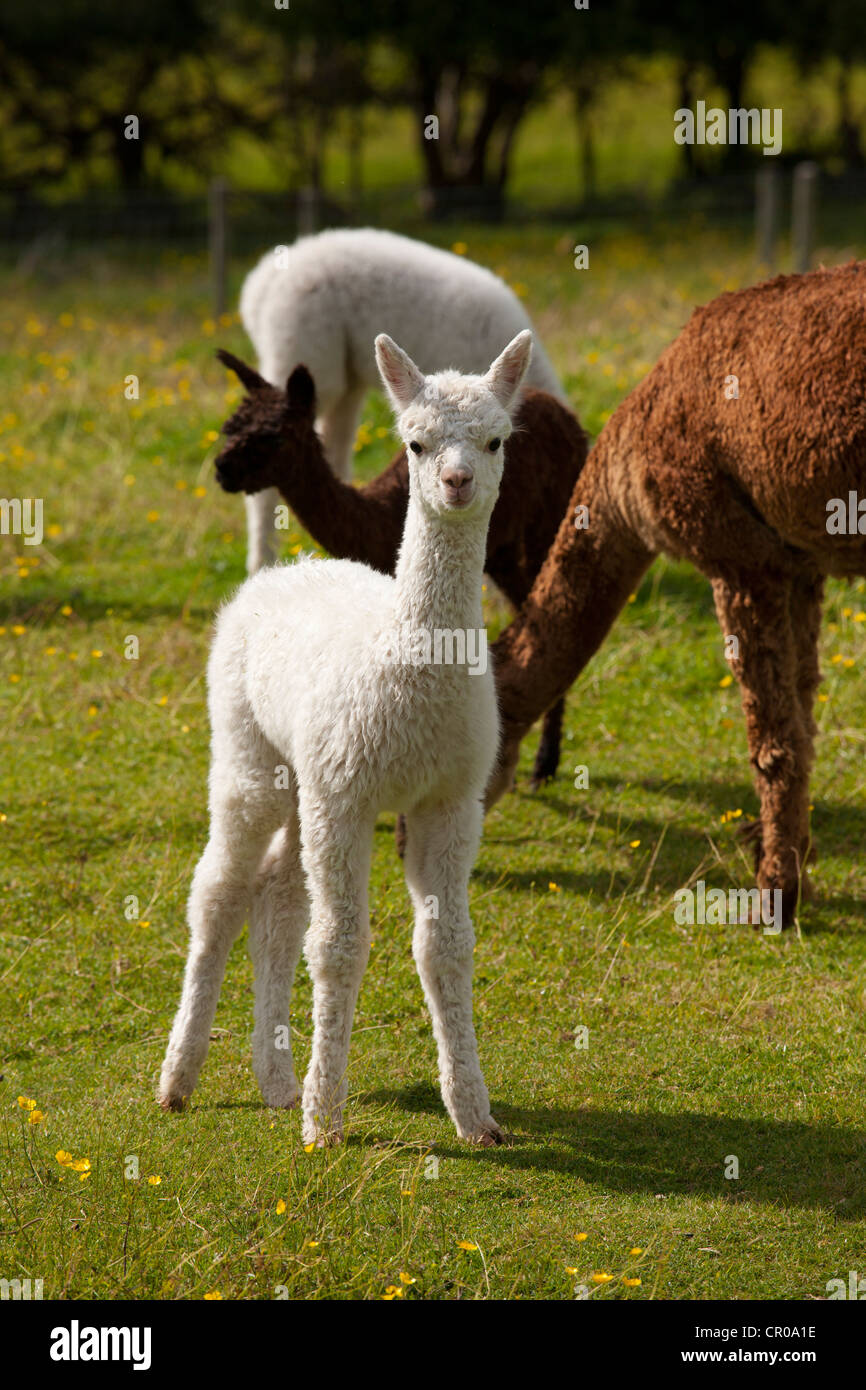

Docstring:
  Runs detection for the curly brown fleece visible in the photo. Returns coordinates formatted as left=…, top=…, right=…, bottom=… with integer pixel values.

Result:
left=490, top=260, right=866, bottom=925
left=214, top=348, right=588, bottom=786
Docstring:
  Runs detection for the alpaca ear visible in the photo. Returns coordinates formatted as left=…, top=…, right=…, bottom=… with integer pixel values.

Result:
left=375, top=334, right=426, bottom=412
left=216, top=348, right=268, bottom=394
left=484, top=330, right=533, bottom=410
left=286, top=365, right=316, bottom=415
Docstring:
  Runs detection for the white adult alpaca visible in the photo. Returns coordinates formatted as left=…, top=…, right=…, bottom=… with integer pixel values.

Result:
left=159, top=329, right=534, bottom=1145
left=239, top=227, right=563, bottom=572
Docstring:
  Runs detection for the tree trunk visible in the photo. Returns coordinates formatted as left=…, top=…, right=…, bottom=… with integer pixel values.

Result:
left=678, top=59, right=698, bottom=179
left=113, top=121, right=146, bottom=190
left=838, top=57, right=864, bottom=168
left=713, top=48, right=749, bottom=170
left=495, top=97, right=526, bottom=190
left=416, top=61, right=534, bottom=218
left=465, top=77, right=511, bottom=185
left=347, top=106, right=363, bottom=220
left=416, top=62, right=447, bottom=189
left=574, top=77, right=597, bottom=201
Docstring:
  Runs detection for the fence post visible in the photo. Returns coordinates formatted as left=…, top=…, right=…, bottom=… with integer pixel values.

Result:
left=755, top=165, right=779, bottom=275
left=792, top=161, right=819, bottom=273
left=209, top=177, right=228, bottom=318
left=297, top=187, right=317, bottom=237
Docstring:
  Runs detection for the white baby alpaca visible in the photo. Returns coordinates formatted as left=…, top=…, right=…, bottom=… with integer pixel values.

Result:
left=239, top=226, right=563, bottom=571
left=159, top=328, right=535, bottom=1145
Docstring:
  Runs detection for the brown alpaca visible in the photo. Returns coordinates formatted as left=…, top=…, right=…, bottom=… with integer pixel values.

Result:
left=214, top=347, right=588, bottom=789
left=489, top=261, right=866, bottom=925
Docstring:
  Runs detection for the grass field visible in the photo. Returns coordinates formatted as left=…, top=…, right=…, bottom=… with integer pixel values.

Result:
left=2, top=214, right=866, bottom=1301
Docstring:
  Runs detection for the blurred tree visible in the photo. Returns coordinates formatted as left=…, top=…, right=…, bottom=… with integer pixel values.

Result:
left=0, top=0, right=216, bottom=189
left=641, top=0, right=784, bottom=174
left=556, top=0, right=647, bottom=201
left=364, top=0, right=565, bottom=215
left=1, top=0, right=863, bottom=203
left=777, top=0, right=866, bottom=166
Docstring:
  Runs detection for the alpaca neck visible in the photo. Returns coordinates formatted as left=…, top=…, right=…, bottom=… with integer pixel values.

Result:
left=392, top=493, right=489, bottom=634
left=278, top=429, right=347, bottom=529
left=493, top=438, right=654, bottom=735
left=276, top=430, right=405, bottom=574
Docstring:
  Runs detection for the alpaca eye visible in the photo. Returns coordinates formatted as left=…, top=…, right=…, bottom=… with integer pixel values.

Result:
left=488, top=438, right=501, bottom=452
left=409, top=441, right=423, bottom=455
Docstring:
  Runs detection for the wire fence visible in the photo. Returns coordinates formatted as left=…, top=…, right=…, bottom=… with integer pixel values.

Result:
left=2, top=168, right=864, bottom=311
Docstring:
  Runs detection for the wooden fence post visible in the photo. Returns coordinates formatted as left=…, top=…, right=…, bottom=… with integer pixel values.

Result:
left=792, top=161, right=819, bottom=273
left=209, top=177, right=228, bottom=318
left=297, top=187, right=317, bottom=237
left=755, top=165, right=779, bottom=275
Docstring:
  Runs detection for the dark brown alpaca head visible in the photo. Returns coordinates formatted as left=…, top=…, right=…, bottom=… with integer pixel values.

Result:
left=214, top=349, right=318, bottom=494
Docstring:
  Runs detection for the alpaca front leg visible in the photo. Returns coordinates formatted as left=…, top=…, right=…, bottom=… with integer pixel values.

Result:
left=300, top=819, right=374, bottom=1144
left=244, top=488, right=281, bottom=574
left=159, top=820, right=271, bottom=1110
left=248, top=820, right=308, bottom=1108
left=404, top=800, right=502, bottom=1145
left=530, top=697, right=565, bottom=788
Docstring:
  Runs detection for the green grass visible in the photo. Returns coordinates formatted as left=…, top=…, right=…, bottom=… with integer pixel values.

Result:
left=2, top=214, right=866, bottom=1301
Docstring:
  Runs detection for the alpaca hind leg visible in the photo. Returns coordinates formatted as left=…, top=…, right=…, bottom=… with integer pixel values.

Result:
left=159, top=801, right=275, bottom=1110
left=300, top=810, right=375, bottom=1144
left=711, top=575, right=812, bottom=926
left=790, top=571, right=824, bottom=744
left=248, top=813, right=308, bottom=1108
left=529, top=697, right=565, bottom=788
left=245, top=488, right=281, bottom=575
left=316, top=386, right=366, bottom=483
left=787, top=569, right=825, bottom=900
left=403, top=798, right=502, bottom=1145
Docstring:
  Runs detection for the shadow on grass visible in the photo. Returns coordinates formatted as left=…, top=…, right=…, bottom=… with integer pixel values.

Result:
left=364, top=1081, right=866, bottom=1218
left=480, top=773, right=866, bottom=933
left=0, top=567, right=243, bottom=627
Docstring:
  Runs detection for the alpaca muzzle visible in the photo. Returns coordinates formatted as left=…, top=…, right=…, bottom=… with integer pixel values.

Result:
left=440, top=464, right=475, bottom=508
left=214, top=455, right=244, bottom=493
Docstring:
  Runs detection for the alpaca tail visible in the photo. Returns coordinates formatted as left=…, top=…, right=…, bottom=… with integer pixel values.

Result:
left=527, top=336, right=569, bottom=404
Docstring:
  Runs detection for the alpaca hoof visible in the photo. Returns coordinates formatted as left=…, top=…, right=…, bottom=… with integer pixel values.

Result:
left=302, top=1102, right=344, bottom=1146
left=467, top=1117, right=505, bottom=1146
left=528, top=771, right=554, bottom=792
left=158, top=1059, right=198, bottom=1112
left=752, top=877, right=802, bottom=930
left=302, top=1126, right=343, bottom=1148
left=159, top=1093, right=187, bottom=1114
left=778, top=883, right=806, bottom=927
left=259, top=1079, right=301, bottom=1110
